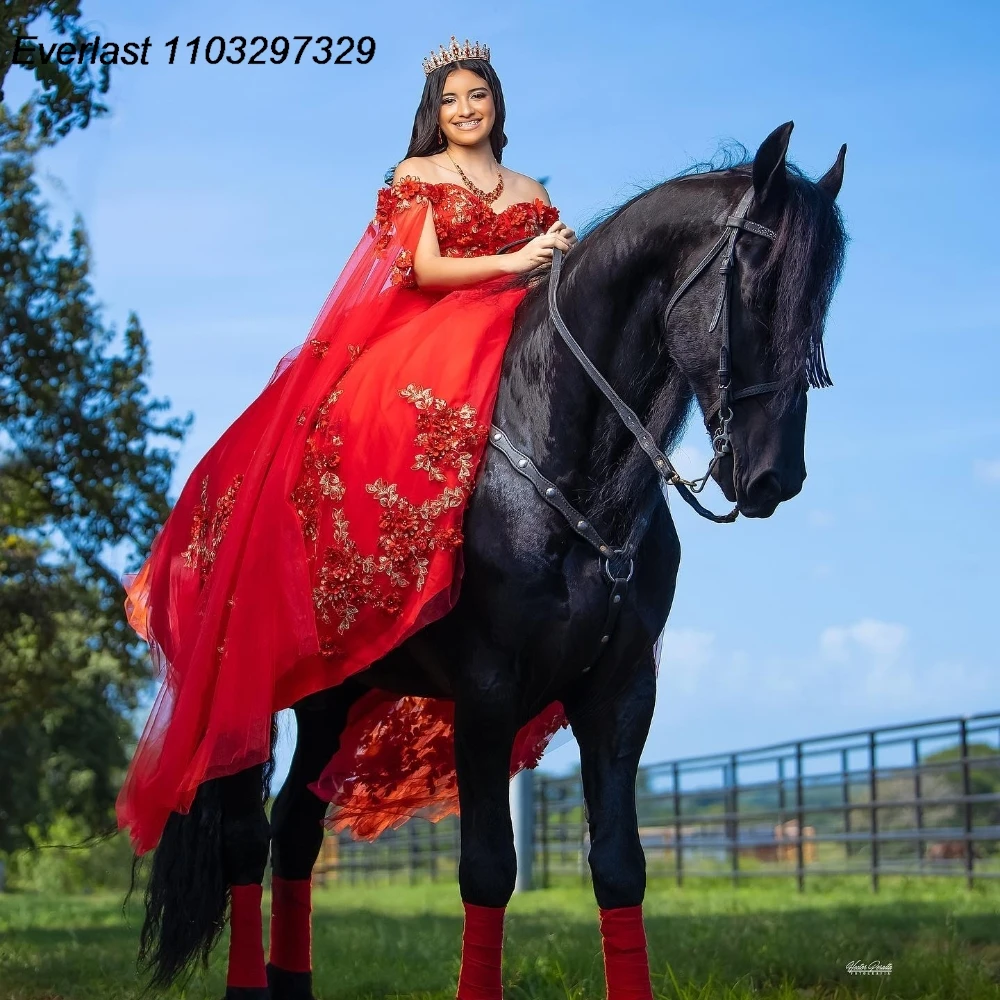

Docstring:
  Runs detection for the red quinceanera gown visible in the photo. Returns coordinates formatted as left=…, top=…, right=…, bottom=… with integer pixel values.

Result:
left=117, top=178, right=569, bottom=853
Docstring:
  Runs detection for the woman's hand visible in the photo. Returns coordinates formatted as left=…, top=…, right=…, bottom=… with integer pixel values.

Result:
left=505, top=221, right=578, bottom=273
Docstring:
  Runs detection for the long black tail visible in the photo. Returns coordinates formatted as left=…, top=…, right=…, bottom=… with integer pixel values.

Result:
left=130, top=719, right=278, bottom=989
left=135, top=778, right=228, bottom=988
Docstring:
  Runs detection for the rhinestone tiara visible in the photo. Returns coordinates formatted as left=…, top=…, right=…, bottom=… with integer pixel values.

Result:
left=422, top=35, right=491, bottom=76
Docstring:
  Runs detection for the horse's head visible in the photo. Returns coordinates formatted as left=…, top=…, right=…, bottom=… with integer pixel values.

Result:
left=662, top=122, right=847, bottom=518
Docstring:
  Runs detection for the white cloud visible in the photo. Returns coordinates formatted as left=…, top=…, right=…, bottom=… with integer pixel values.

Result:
left=642, top=618, right=995, bottom=765
left=820, top=618, right=909, bottom=668
left=658, top=620, right=985, bottom=718
left=820, top=619, right=915, bottom=702
left=814, top=619, right=995, bottom=709
left=974, top=459, right=1000, bottom=484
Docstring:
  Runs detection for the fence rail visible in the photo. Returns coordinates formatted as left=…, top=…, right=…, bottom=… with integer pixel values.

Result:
left=314, top=711, right=1000, bottom=891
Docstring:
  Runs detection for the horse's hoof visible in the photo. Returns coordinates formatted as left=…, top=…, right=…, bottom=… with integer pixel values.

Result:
left=267, top=963, right=316, bottom=1000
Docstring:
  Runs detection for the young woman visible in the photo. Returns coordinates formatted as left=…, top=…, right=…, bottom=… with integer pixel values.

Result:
left=116, top=38, right=577, bottom=857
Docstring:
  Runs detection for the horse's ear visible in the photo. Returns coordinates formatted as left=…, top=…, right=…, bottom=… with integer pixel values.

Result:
left=817, top=143, right=847, bottom=200
left=752, top=121, right=794, bottom=211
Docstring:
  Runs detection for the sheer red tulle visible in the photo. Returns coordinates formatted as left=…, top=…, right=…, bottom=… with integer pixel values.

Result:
left=116, top=179, right=567, bottom=854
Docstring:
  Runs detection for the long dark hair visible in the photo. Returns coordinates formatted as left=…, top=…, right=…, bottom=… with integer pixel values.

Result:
left=384, top=58, right=508, bottom=182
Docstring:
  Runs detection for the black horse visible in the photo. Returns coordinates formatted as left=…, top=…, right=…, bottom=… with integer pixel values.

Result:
left=135, top=121, right=847, bottom=998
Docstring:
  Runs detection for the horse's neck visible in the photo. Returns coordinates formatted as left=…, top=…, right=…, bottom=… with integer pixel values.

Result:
left=497, top=233, right=688, bottom=532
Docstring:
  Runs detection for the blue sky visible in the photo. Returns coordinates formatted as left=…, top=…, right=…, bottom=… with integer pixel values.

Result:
left=10, top=0, right=998, bottom=783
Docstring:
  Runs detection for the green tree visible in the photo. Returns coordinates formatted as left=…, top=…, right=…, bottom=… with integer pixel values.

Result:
left=0, top=533, right=136, bottom=852
left=1, top=1, right=109, bottom=141
left=1, top=6, right=190, bottom=853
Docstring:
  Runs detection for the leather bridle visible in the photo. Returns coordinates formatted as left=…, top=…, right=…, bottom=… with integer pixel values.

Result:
left=487, top=186, right=778, bottom=664
left=663, top=185, right=781, bottom=486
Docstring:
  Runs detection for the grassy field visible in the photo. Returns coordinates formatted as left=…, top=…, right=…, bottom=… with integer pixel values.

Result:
left=1, top=877, right=998, bottom=1000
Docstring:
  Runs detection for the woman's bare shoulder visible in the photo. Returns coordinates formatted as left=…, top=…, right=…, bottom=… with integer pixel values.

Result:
left=500, top=167, right=551, bottom=205
left=391, top=156, right=449, bottom=186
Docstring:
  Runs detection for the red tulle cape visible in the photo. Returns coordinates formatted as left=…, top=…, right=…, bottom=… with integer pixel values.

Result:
left=117, top=195, right=567, bottom=854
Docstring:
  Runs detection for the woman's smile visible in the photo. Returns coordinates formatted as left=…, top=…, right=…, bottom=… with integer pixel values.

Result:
left=438, top=68, right=496, bottom=144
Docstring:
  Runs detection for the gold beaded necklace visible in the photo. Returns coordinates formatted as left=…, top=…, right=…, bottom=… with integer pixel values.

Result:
left=446, top=150, right=504, bottom=205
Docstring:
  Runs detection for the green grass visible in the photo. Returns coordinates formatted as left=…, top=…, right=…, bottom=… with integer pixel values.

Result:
left=1, top=877, right=998, bottom=999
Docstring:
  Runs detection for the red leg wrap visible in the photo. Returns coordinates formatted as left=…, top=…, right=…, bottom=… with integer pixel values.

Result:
left=598, top=906, right=653, bottom=1000
left=269, top=876, right=313, bottom=973
left=456, top=902, right=505, bottom=1000
left=227, top=883, right=268, bottom=988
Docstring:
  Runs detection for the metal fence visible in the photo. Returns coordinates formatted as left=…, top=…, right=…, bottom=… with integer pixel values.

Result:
left=315, top=711, right=1000, bottom=891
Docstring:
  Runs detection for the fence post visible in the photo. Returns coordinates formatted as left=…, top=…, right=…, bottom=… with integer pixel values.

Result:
left=913, top=736, right=924, bottom=868
left=960, top=718, right=975, bottom=889
left=795, top=742, right=805, bottom=893
left=510, top=768, right=535, bottom=892
left=777, top=756, right=787, bottom=875
left=539, top=776, right=550, bottom=889
left=729, top=755, right=740, bottom=887
left=672, top=761, right=683, bottom=888
left=408, top=821, right=418, bottom=885
left=841, top=748, right=851, bottom=865
left=428, top=819, right=438, bottom=882
left=869, top=730, right=879, bottom=893
left=778, top=755, right=787, bottom=826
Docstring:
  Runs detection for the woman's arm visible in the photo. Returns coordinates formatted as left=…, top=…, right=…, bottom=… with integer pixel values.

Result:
left=390, top=162, right=573, bottom=291
left=410, top=204, right=518, bottom=290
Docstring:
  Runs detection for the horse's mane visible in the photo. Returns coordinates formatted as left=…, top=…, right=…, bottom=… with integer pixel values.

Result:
left=536, top=142, right=848, bottom=395
left=508, top=143, right=849, bottom=530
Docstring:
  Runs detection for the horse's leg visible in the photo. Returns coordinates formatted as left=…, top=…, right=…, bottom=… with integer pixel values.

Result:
left=565, top=650, right=657, bottom=1000
left=219, top=762, right=273, bottom=1000
left=267, top=683, right=362, bottom=1000
left=453, top=661, right=519, bottom=1000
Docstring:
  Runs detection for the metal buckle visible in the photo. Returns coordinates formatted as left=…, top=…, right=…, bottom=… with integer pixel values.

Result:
left=603, top=551, right=635, bottom=584
left=712, top=404, right=734, bottom=456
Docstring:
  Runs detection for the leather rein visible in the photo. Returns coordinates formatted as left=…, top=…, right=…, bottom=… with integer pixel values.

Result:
left=487, top=186, right=777, bottom=663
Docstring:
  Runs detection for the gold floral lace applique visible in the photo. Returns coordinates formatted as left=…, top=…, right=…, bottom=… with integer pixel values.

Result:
left=290, top=345, right=365, bottom=546
left=182, top=473, right=245, bottom=586
left=398, top=382, right=484, bottom=485
left=290, top=355, right=487, bottom=643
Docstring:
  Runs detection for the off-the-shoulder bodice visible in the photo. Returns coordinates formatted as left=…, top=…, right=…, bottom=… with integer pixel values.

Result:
left=375, top=177, right=560, bottom=259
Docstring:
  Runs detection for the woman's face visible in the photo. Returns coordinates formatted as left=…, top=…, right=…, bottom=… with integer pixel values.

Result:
left=437, top=68, right=495, bottom=147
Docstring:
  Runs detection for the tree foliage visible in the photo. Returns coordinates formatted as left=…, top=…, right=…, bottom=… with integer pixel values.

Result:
left=1, top=109, right=190, bottom=585
left=0, top=533, right=137, bottom=852
left=1, top=5, right=190, bottom=852
left=0, top=1, right=109, bottom=142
